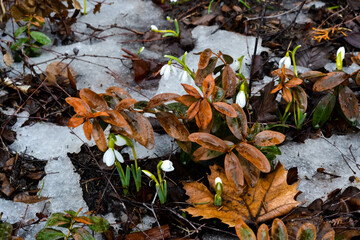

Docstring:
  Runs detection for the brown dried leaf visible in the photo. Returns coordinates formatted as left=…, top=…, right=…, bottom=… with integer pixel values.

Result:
left=198, top=48, right=212, bottom=69
left=251, top=81, right=278, bottom=122
left=46, top=61, right=77, bottom=86
left=195, top=57, right=218, bottom=86
left=121, top=111, right=154, bottom=149
left=67, top=115, right=85, bottom=128
left=106, top=87, right=132, bottom=100
left=183, top=163, right=300, bottom=225
left=3, top=52, right=14, bottom=67
left=176, top=95, right=197, bottom=107
left=296, top=223, right=316, bottom=240
left=226, top=103, right=248, bottom=141
left=271, top=68, right=296, bottom=79
left=13, top=192, right=49, bottom=204
left=257, top=224, right=270, bottom=240
left=146, top=93, right=181, bottom=110
left=293, top=86, right=308, bottom=112
left=272, top=218, right=288, bottom=240
left=187, top=100, right=201, bottom=121
left=202, top=74, right=215, bottom=99
left=188, top=132, right=228, bottom=153
left=225, top=152, right=244, bottom=187
left=198, top=99, right=213, bottom=130
left=115, top=98, right=137, bottom=111
left=182, top=84, right=202, bottom=98
left=103, top=110, right=131, bottom=133
left=235, top=218, right=256, bottom=240
left=192, top=146, right=224, bottom=161
left=156, top=112, right=189, bottom=141
left=285, top=78, right=303, bottom=88
left=92, top=119, right=107, bottom=152
left=66, top=97, right=90, bottom=115
left=236, top=142, right=270, bottom=173
left=212, top=102, right=237, bottom=117
left=80, top=88, right=108, bottom=111
left=338, top=86, right=359, bottom=122
left=313, top=72, right=349, bottom=92
left=83, top=120, right=93, bottom=140
left=254, top=130, right=285, bottom=147
left=222, top=65, right=237, bottom=97
left=0, top=173, right=15, bottom=197
left=72, top=0, right=82, bottom=9
left=67, top=67, right=77, bottom=90
left=299, top=71, right=325, bottom=79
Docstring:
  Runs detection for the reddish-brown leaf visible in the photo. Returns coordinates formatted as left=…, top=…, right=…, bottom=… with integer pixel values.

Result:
left=222, top=65, right=237, bottom=97
left=106, top=86, right=132, bottom=100
left=225, top=152, right=244, bottom=187
left=176, top=140, right=192, bottom=154
left=188, top=132, right=228, bottom=153
left=156, top=112, right=189, bottom=141
left=226, top=103, right=248, bottom=141
left=271, top=218, right=288, bottom=240
left=175, top=95, right=197, bottom=107
left=67, top=67, right=77, bottom=90
left=235, top=142, right=270, bottom=173
left=270, top=84, right=282, bottom=94
left=115, top=98, right=137, bottom=111
left=257, top=224, right=270, bottom=240
left=198, top=99, right=213, bottom=130
left=66, top=97, right=90, bottom=115
left=285, top=78, right=303, bottom=88
left=74, top=216, right=93, bottom=225
left=313, top=72, right=349, bottom=91
left=282, top=87, right=292, bottom=102
left=271, top=68, right=296, bottom=79
left=192, top=146, right=224, bottom=161
left=195, top=57, right=218, bottom=86
left=92, top=119, right=107, bottom=152
left=299, top=71, right=325, bottom=79
left=296, top=223, right=316, bottom=240
left=0, top=173, right=15, bottom=197
left=146, top=93, right=181, bottom=110
left=103, top=110, right=131, bottom=130
left=198, top=48, right=212, bottom=69
left=202, top=74, right=215, bottom=99
left=238, top=154, right=260, bottom=188
left=83, top=120, right=93, bottom=140
left=92, top=111, right=109, bottom=118
left=121, top=111, right=155, bottom=149
left=212, top=102, right=237, bottom=117
left=181, top=84, right=202, bottom=98
left=254, top=130, right=285, bottom=147
left=80, top=88, right=108, bottom=111
left=13, top=192, right=49, bottom=204
left=338, top=86, right=359, bottom=122
left=187, top=100, right=201, bottom=121
left=235, top=218, right=256, bottom=240
left=292, top=86, right=308, bottom=112
left=67, top=115, right=85, bottom=128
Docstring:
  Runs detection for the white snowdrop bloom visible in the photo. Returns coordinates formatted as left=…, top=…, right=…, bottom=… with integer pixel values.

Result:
left=115, top=135, right=127, bottom=147
left=236, top=90, right=246, bottom=108
left=279, top=55, right=291, bottom=69
left=160, top=63, right=175, bottom=80
left=215, top=177, right=222, bottom=185
left=179, top=70, right=193, bottom=85
left=151, top=25, right=158, bottom=31
left=337, top=46, right=345, bottom=61
left=142, top=170, right=153, bottom=178
left=160, top=160, right=174, bottom=172
left=103, top=148, right=124, bottom=166
left=170, top=0, right=177, bottom=2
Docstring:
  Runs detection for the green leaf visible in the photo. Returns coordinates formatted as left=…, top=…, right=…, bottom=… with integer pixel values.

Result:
left=222, top=54, right=234, bottom=64
left=35, top=228, right=66, bottom=240
left=11, top=38, right=29, bottom=51
left=15, top=26, right=28, bottom=37
left=260, top=145, right=281, bottom=155
left=71, top=227, right=95, bottom=240
left=312, top=93, right=336, bottom=129
left=134, top=101, right=148, bottom=110
left=0, top=222, right=13, bottom=240
left=46, top=213, right=71, bottom=228
left=30, top=31, right=52, bottom=45
left=64, top=210, right=78, bottom=217
left=87, top=216, right=109, bottom=233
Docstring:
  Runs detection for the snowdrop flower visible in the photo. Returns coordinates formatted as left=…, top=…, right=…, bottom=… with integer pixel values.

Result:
left=103, top=148, right=124, bottom=166
left=160, top=160, right=174, bottom=172
left=214, top=177, right=223, bottom=206
left=215, top=177, right=222, bottom=185
left=179, top=70, right=193, bottom=85
left=170, top=0, right=177, bottom=2
left=115, top=135, right=127, bottom=146
left=160, top=61, right=175, bottom=80
left=151, top=25, right=158, bottom=31
left=336, top=46, right=345, bottom=70
left=236, top=90, right=246, bottom=108
left=279, top=53, right=291, bottom=69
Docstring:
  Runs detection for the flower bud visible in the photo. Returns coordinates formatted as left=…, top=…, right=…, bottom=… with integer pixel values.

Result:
left=160, top=160, right=175, bottom=172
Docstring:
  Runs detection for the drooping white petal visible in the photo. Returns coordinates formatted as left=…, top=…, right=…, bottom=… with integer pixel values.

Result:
left=114, top=149, right=124, bottom=163
left=236, top=91, right=246, bottom=108
left=215, top=177, right=222, bottom=185
left=180, top=71, right=193, bottom=85
left=337, top=46, right=345, bottom=61
left=115, top=135, right=127, bottom=147
left=142, top=170, right=153, bottom=178
left=160, top=160, right=174, bottom=172
left=279, top=56, right=291, bottom=69
left=103, top=148, right=115, bottom=166
left=151, top=25, right=158, bottom=31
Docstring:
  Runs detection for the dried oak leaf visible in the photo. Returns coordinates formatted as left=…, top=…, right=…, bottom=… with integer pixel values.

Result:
left=183, top=163, right=300, bottom=226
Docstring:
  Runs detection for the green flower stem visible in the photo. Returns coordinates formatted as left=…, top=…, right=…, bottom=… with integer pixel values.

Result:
left=83, top=0, right=87, bottom=15
left=291, top=45, right=301, bottom=77
left=115, top=160, right=130, bottom=195
left=164, top=54, right=195, bottom=79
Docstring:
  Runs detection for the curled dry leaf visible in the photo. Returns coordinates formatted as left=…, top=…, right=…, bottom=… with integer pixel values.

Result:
left=198, top=99, right=212, bottom=129
left=195, top=57, right=218, bottom=86
left=271, top=68, right=296, bottom=79
left=292, top=86, right=308, bottom=112
left=198, top=48, right=212, bottom=69
left=45, top=61, right=77, bottom=87
left=146, top=93, right=180, bottom=110
left=202, top=74, right=215, bottom=99
left=192, top=146, right=224, bottom=161
left=156, top=112, right=189, bottom=141
left=106, top=87, right=132, bottom=100
left=254, top=130, right=285, bottom=147
left=3, top=52, right=14, bottom=67
left=313, top=72, right=349, bottom=92
left=176, top=95, right=197, bottom=107
left=92, top=119, right=107, bottom=152
left=212, top=102, right=237, bottom=117
left=338, top=86, right=359, bottom=122
left=188, top=132, right=229, bottom=153
left=183, top=163, right=300, bottom=226
left=115, top=98, right=137, bottom=111
left=13, top=192, right=49, bottom=204
left=226, top=103, right=248, bottom=141
left=182, top=84, right=203, bottom=99
left=79, top=89, right=108, bottom=111
left=225, top=152, right=244, bottom=187
left=222, top=65, right=237, bottom=98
